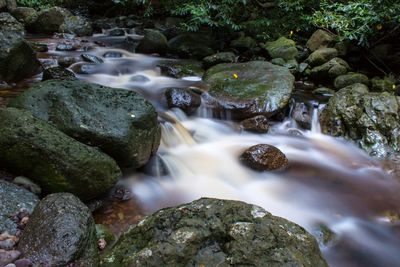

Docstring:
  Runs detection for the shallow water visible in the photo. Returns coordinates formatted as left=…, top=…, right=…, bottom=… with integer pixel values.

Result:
left=17, top=33, right=400, bottom=267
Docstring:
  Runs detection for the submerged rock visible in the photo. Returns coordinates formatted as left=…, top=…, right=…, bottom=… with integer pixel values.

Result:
left=136, top=29, right=168, bottom=55
left=240, top=115, right=269, bottom=133
left=165, top=88, right=201, bottom=115
left=18, top=193, right=99, bottom=266
left=0, top=180, right=38, bottom=235
left=264, top=37, right=298, bottom=60
left=101, top=198, right=327, bottom=267
left=0, top=107, right=121, bottom=200
left=320, top=83, right=400, bottom=157
left=203, top=61, right=295, bottom=120
left=81, top=53, right=104, bottom=64
left=0, top=13, right=40, bottom=82
left=239, top=144, right=289, bottom=171
left=9, top=80, right=161, bottom=168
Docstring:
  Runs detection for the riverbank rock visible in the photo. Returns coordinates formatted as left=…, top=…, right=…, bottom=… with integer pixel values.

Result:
left=158, top=59, right=204, bottom=78
left=306, top=48, right=338, bottom=67
left=320, top=83, right=400, bottom=157
left=203, top=52, right=236, bottom=69
left=165, top=88, right=201, bottom=115
left=33, top=7, right=72, bottom=34
left=292, top=102, right=312, bottom=129
left=203, top=61, right=295, bottom=120
left=240, top=144, right=289, bottom=171
left=306, top=29, right=335, bottom=52
left=264, top=37, right=298, bottom=60
left=9, top=80, right=161, bottom=168
left=0, top=180, right=38, bottom=235
left=18, top=193, right=99, bottom=266
left=0, top=13, right=40, bottom=82
left=59, top=15, right=93, bottom=37
left=101, top=198, right=327, bottom=267
left=11, top=7, right=37, bottom=29
left=230, top=34, right=257, bottom=52
left=0, top=107, right=121, bottom=200
left=334, top=72, right=369, bottom=89
left=168, top=33, right=216, bottom=59
left=136, top=29, right=168, bottom=55
left=310, top=57, right=350, bottom=81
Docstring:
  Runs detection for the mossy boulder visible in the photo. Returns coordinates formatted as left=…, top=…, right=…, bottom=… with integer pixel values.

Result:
left=306, top=48, right=339, bottom=67
left=371, top=76, right=396, bottom=93
left=9, top=80, right=161, bottom=168
left=0, top=107, right=121, bottom=200
left=203, top=52, right=236, bottom=69
left=18, top=193, right=99, bottom=266
left=101, top=198, right=327, bottom=267
left=59, top=15, right=93, bottom=37
left=320, top=83, right=400, bottom=157
left=334, top=72, right=369, bottom=89
left=203, top=61, right=295, bottom=120
left=0, top=13, right=41, bottom=82
left=168, top=33, right=216, bottom=59
left=157, top=59, right=204, bottom=78
left=11, top=7, right=38, bottom=29
left=310, top=57, right=350, bottom=81
left=0, top=179, right=39, bottom=235
left=42, top=66, right=76, bottom=81
left=136, top=29, right=168, bottom=55
left=230, top=35, right=257, bottom=51
left=33, top=7, right=72, bottom=34
left=264, top=37, right=298, bottom=60
left=306, top=29, right=335, bottom=52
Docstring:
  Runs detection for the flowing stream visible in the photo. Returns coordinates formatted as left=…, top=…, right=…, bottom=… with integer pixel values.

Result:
left=16, top=33, right=400, bottom=267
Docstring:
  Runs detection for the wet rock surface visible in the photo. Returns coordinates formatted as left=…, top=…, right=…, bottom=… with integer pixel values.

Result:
left=0, top=180, right=38, bottom=235
left=239, top=115, right=269, bottom=133
left=239, top=144, right=289, bottom=171
left=18, top=193, right=99, bottom=266
left=9, top=80, right=161, bottom=168
left=165, top=88, right=201, bottom=115
left=321, top=83, right=400, bottom=157
left=41, top=66, right=76, bottom=81
left=101, top=198, right=327, bottom=267
left=0, top=107, right=121, bottom=200
left=203, top=61, right=295, bottom=120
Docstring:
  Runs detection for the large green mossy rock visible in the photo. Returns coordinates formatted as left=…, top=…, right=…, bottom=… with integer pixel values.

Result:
left=310, top=57, right=350, bottom=81
left=334, top=72, right=369, bottom=89
left=9, top=80, right=161, bottom=168
left=320, top=83, right=400, bottom=158
left=264, top=37, right=298, bottom=60
left=0, top=12, right=40, bottom=82
left=18, top=193, right=99, bottom=266
left=203, top=61, right=295, bottom=120
left=32, top=7, right=72, bottom=34
left=101, top=198, right=328, bottom=267
left=0, top=179, right=39, bottom=235
left=0, top=107, right=121, bottom=200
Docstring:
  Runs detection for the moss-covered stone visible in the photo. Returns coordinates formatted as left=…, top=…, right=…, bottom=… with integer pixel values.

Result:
left=0, top=107, right=121, bottom=200
left=371, top=76, right=397, bottom=93
left=264, top=37, right=298, bottom=60
left=320, top=83, right=400, bottom=157
left=0, top=179, right=39, bottom=235
left=9, top=80, right=161, bottom=168
left=136, top=29, right=168, bottom=54
left=101, top=198, right=327, bottom=267
left=33, top=7, right=72, bottom=34
left=11, top=7, right=37, bottom=29
left=230, top=35, right=257, bottom=51
left=157, top=59, right=204, bottom=78
left=306, top=48, right=338, bottom=67
left=168, top=33, right=216, bottom=59
left=334, top=72, right=369, bottom=89
left=18, top=193, right=99, bottom=266
left=310, top=57, right=350, bottom=82
left=202, top=52, right=236, bottom=69
left=203, top=61, right=295, bottom=120
left=59, top=15, right=93, bottom=37
left=0, top=13, right=40, bottom=82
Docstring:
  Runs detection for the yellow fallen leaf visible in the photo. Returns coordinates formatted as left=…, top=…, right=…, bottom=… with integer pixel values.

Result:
left=233, top=73, right=238, bottom=79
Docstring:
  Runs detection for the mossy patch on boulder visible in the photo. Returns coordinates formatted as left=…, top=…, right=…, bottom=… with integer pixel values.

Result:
left=264, top=37, right=298, bottom=60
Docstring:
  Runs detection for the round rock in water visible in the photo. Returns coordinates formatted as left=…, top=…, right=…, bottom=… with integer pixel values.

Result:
left=240, top=115, right=269, bottom=133
left=101, top=198, right=327, bottom=267
left=239, top=144, right=288, bottom=171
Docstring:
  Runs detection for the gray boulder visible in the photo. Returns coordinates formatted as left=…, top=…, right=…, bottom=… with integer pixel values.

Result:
left=0, top=180, right=39, bottom=235
left=203, top=61, right=295, bottom=120
left=136, top=29, right=168, bottom=54
left=0, top=107, right=121, bottom=200
left=306, top=29, right=335, bottom=52
left=310, top=57, right=350, bottom=81
left=320, top=83, right=400, bottom=157
left=101, top=198, right=327, bottom=267
left=59, top=15, right=93, bottom=37
left=334, top=72, right=369, bottom=89
left=0, top=12, right=40, bottom=82
left=9, top=80, right=161, bottom=168
left=306, top=48, right=339, bottom=67
left=11, top=7, right=37, bottom=29
left=33, top=7, right=72, bottom=34
left=18, top=193, right=99, bottom=266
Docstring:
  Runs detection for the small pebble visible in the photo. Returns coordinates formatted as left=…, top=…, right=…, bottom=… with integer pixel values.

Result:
left=98, top=239, right=107, bottom=250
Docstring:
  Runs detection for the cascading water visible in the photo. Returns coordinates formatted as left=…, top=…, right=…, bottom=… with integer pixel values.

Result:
left=25, top=33, right=400, bottom=267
